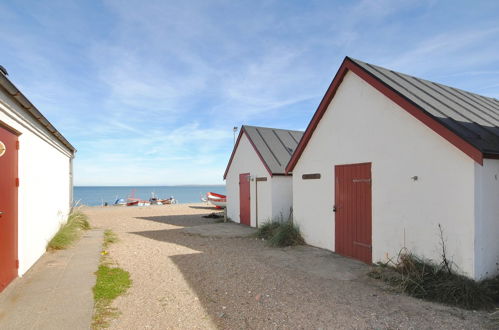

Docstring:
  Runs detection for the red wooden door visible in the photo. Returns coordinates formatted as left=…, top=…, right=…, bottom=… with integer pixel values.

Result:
left=239, top=173, right=250, bottom=226
left=334, top=163, right=372, bottom=264
left=0, top=125, right=19, bottom=292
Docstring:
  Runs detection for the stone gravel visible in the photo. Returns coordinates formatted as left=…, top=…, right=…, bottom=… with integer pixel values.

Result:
left=84, top=203, right=487, bottom=330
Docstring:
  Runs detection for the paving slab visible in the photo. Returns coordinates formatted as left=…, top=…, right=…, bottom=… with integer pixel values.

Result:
left=182, top=222, right=257, bottom=238
left=0, top=229, right=104, bottom=330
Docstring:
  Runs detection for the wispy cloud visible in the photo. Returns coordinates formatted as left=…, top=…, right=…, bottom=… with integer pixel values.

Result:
left=0, top=0, right=498, bottom=185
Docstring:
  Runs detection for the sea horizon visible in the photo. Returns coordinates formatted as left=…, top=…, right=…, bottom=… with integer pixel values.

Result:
left=74, top=185, right=226, bottom=206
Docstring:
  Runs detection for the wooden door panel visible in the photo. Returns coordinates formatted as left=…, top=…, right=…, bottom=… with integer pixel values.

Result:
left=0, top=126, right=18, bottom=292
left=239, top=173, right=250, bottom=226
left=334, top=163, right=372, bottom=264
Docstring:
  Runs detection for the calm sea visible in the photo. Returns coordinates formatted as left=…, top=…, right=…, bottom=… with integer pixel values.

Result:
left=74, top=185, right=226, bottom=206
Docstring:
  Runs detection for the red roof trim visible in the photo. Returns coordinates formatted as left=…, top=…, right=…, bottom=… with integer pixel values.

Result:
left=286, top=58, right=484, bottom=172
left=0, top=120, right=22, bottom=136
left=223, top=127, right=273, bottom=180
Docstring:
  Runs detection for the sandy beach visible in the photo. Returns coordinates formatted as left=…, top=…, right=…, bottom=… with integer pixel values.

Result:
left=84, top=203, right=487, bottom=329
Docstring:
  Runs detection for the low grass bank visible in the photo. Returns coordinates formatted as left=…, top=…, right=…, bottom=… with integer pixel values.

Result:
left=256, top=220, right=304, bottom=247
left=369, top=253, right=499, bottom=311
left=92, top=229, right=131, bottom=329
left=47, top=211, right=90, bottom=250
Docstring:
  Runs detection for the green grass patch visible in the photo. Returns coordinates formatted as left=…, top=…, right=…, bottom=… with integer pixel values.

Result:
left=92, top=265, right=131, bottom=329
left=93, top=265, right=131, bottom=301
left=369, top=253, right=499, bottom=310
left=255, top=220, right=304, bottom=247
left=47, top=211, right=90, bottom=250
left=93, top=229, right=130, bottom=329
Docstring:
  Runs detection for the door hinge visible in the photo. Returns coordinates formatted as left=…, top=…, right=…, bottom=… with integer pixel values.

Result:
left=16, top=259, right=19, bottom=269
left=15, top=178, right=19, bottom=187
left=16, top=141, right=19, bottom=150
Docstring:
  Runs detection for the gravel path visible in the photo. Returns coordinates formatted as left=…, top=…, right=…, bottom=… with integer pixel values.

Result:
left=84, top=204, right=487, bottom=329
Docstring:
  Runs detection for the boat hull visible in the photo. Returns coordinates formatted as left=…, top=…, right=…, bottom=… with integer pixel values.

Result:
left=206, top=192, right=227, bottom=209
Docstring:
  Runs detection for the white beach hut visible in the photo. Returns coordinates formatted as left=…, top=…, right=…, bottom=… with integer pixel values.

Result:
left=224, top=125, right=303, bottom=227
left=286, top=56, right=499, bottom=280
left=0, top=67, right=75, bottom=292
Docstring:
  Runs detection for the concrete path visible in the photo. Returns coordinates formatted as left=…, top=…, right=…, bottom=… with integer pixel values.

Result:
left=0, top=229, right=104, bottom=330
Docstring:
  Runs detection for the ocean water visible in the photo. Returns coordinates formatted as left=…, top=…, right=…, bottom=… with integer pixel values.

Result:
left=74, top=185, right=226, bottom=206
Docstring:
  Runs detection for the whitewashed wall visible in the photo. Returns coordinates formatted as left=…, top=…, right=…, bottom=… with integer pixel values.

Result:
left=226, top=133, right=271, bottom=226
left=0, top=88, right=73, bottom=276
left=271, top=175, right=293, bottom=222
left=254, top=179, right=271, bottom=227
left=292, top=71, right=479, bottom=278
left=474, top=159, right=499, bottom=279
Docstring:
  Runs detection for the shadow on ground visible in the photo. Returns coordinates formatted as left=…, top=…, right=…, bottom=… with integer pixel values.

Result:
left=188, top=205, right=220, bottom=210
left=134, top=214, right=216, bottom=227
left=127, top=213, right=487, bottom=329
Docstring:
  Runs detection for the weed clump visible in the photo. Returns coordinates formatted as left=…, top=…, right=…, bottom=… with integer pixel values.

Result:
left=370, top=224, right=499, bottom=310
left=268, top=221, right=305, bottom=247
left=370, top=253, right=499, bottom=310
left=255, top=219, right=304, bottom=247
left=103, top=229, right=118, bottom=248
left=255, top=221, right=281, bottom=240
left=47, top=211, right=90, bottom=250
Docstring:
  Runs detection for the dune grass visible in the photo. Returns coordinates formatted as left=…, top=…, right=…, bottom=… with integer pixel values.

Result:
left=47, top=211, right=90, bottom=250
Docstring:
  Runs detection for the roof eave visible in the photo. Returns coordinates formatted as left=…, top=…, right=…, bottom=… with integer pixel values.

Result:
left=286, top=56, right=485, bottom=172
left=0, top=73, right=76, bottom=154
left=223, top=126, right=274, bottom=180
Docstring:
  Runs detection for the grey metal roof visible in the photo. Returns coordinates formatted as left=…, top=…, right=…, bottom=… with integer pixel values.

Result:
left=349, top=57, right=499, bottom=156
left=243, top=125, right=303, bottom=175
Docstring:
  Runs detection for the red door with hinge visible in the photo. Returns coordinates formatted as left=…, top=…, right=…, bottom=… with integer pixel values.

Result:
left=334, top=163, right=372, bottom=264
left=0, top=125, right=19, bottom=292
left=239, top=173, right=250, bottom=226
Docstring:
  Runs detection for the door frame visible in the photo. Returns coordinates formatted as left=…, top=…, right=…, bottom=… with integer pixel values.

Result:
left=334, top=162, right=372, bottom=264
left=0, top=122, right=20, bottom=292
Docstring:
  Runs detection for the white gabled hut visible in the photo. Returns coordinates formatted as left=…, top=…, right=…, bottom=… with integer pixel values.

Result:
left=0, top=68, right=75, bottom=292
left=287, top=56, right=499, bottom=280
left=224, top=125, right=303, bottom=227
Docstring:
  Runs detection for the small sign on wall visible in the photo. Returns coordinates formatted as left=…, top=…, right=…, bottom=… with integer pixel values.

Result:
left=302, top=173, right=321, bottom=180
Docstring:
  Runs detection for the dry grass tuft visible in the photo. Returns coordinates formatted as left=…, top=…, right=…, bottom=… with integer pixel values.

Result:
left=370, top=253, right=499, bottom=310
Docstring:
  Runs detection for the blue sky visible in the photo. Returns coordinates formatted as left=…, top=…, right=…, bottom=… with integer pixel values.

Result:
left=1, top=0, right=498, bottom=186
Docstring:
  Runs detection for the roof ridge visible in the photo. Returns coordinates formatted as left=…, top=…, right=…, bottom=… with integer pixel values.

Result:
left=349, top=57, right=499, bottom=104
left=254, top=127, right=282, bottom=166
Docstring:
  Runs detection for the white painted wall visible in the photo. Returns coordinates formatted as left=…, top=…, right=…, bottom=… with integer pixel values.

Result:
left=271, top=175, right=293, bottom=221
left=292, top=71, right=478, bottom=278
left=225, top=133, right=294, bottom=227
left=474, top=159, right=499, bottom=279
left=225, top=133, right=271, bottom=226
left=0, top=88, right=73, bottom=276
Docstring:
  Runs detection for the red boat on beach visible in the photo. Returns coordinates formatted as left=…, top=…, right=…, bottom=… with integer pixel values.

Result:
left=206, top=192, right=227, bottom=209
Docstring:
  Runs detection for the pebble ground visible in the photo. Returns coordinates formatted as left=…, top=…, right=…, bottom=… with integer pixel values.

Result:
left=84, top=203, right=487, bottom=330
